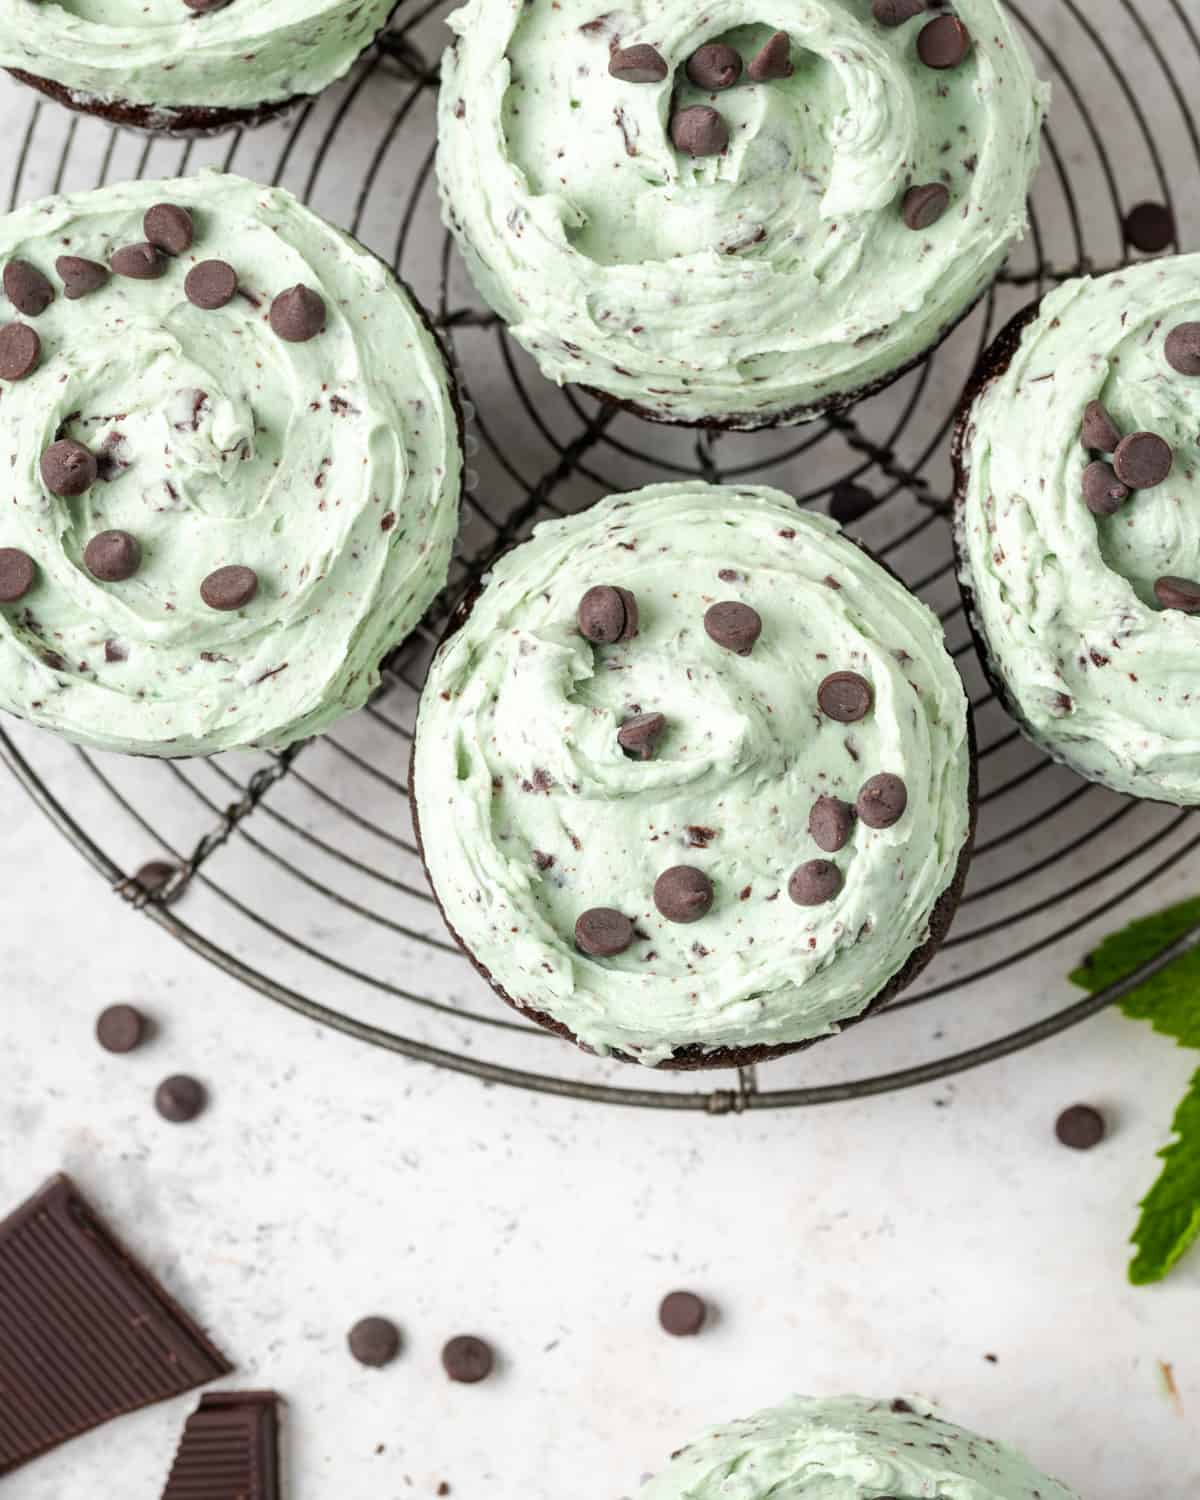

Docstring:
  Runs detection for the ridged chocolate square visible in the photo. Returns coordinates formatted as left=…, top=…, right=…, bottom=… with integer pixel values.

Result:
left=161, top=1390, right=280, bottom=1500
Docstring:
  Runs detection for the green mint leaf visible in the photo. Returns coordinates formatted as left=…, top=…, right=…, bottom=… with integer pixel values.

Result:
left=1069, top=894, right=1200, bottom=1048
left=1129, top=1068, right=1200, bottom=1285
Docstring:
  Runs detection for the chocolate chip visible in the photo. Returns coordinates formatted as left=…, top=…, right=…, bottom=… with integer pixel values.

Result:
left=0, top=548, right=36, bottom=604
left=133, top=860, right=180, bottom=899
left=348, top=1317, right=401, bottom=1368
left=829, top=482, right=876, bottom=524
left=143, top=203, right=194, bottom=257
left=96, top=1004, right=146, bottom=1055
left=270, top=285, right=326, bottom=342
left=3, top=259, right=53, bottom=316
left=653, top=865, right=713, bottom=923
left=200, top=564, right=259, bottom=611
left=1081, top=460, right=1129, bottom=516
left=111, top=243, right=167, bottom=280
left=917, top=14, right=971, bottom=68
left=818, top=670, right=873, bottom=723
left=902, top=182, right=950, bottom=231
left=686, top=43, right=742, bottom=90
left=56, top=255, right=109, bottom=300
left=0, top=322, right=40, bottom=381
left=1123, top=201, right=1174, bottom=253
left=442, top=1336, right=493, bottom=1384
left=788, top=859, right=843, bottom=906
left=608, top=44, right=668, bottom=82
left=1165, top=322, right=1200, bottom=376
left=703, top=600, right=761, bottom=655
left=577, top=584, right=638, bottom=643
left=857, top=772, right=908, bottom=828
left=873, top=0, right=926, bottom=24
left=1112, top=431, right=1172, bottom=489
left=1081, top=400, right=1120, bottom=453
left=185, top=260, right=238, bottom=310
left=575, top=907, right=634, bottom=957
left=617, top=711, right=665, bottom=760
left=155, top=1074, right=206, bottom=1124
left=747, top=31, right=793, bottom=80
left=183, top=0, right=233, bottom=10
left=670, top=105, right=729, bottom=157
left=658, top=1291, right=706, bottom=1337
left=808, top=795, right=854, bottom=853
left=1153, top=575, right=1200, bottom=613
left=1055, top=1104, right=1105, bottom=1150
left=84, top=530, right=141, bottom=583
left=40, top=439, right=97, bottom=497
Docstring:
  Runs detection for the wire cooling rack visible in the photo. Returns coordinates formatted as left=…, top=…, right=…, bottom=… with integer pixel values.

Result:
left=2, top=0, right=1200, bottom=1110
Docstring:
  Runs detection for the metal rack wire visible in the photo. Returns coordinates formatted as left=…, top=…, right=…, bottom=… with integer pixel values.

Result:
left=2, top=0, right=1199, bottom=1110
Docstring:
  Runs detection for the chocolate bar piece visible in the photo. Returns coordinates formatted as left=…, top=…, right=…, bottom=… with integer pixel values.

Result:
left=0, top=1174, right=232, bottom=1475
left=161, top=1390, right=281, bottom=1500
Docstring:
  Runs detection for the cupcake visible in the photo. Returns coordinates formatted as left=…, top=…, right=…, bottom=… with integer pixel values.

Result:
left=955, top=256, right=1200, bottom=804
left=0, top=172, right=461, bottom=758
left=410, top=484, right=974, bottom=1069
left=0, top=0, right=397, bottom=136
left=437, top=0, right=1048, bottom=429
left=640, top=1395, right=1079, bottom=1500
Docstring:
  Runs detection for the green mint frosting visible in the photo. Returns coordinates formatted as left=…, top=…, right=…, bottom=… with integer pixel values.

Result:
left=0, top=172, right=460, bottom=757
left=413, top=484, right=971, bottom=1065
left=437, top=0, right=1047, bottom=427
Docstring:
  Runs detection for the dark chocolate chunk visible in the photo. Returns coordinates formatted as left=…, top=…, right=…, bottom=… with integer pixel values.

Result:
left=201, top=564, right=259, bottom=611
left=84, top=530, right=142, bottom=583
left=1055, top=1104, right=1105, bottom=1151
left=1081, top=400, right=1120, bottom=453
left=96, top=1003, right=146, bottom=1054
left=788, top=858, right=843, bottom=906
left=703, top=600, right=761, bottom=655
left=686, top=43, right=742, bottom=90
left=1153, top=575, right=1200, bottom=613
left=670, top=105, right=729, bottom=157
left=902, top=182, right=950, bottom=231
left=829, top=482, right=876, bottom=525
left=1081, top=460, right=1128, bottom=516
left=41, top=439, right=97, bottom=497
left=185, top=260, right=238, bottom=311
left=56, top=255, right=109, bottom=300
left=0, top=548, right=36, bottom=604
left=917, top=14, right=971, bottom=68
left=818, top=670, right=873, bottom=723
left=617, top=710, right=666, bottom=760
left=575, top=907, right=634, bottom=957
left=747, top=31, right=793, bottom=80
left=1165, top=322, right=1200, bottom=376
left=442, top=1335, right=494, bottom=1384
left=0, top=322, right=40, bottom=381
left=269, top=284, right=327, bottom=342
left=808, top=795, right=854, bottom=853
left=608, top=43, right=668, bottom=82
left=658, top=1291, right=707, bottom=1336
left=133, top=860, right=181, bottom=900
left=111, top=243, right=167, bottom=280
left=3, top=258, right=53, bottom=316
left=144, top=203, right=194, bottom=256
left=155, top=1075, right=207, bottom=1124
left=653, top=865, right=714, bottom=923
left=577, top=583, right=638, bottom=643
left=348, top=1317, right=401, bottom=1368
left=873, top=0, right=926, bottom=24
left=1112, top=430, right=1172, bottom=489
left=857, top=772, right=908, bottom=828
left=161, top=1391, right=279, bottom=1500
left=1123, top=201, right=1175, bottom=254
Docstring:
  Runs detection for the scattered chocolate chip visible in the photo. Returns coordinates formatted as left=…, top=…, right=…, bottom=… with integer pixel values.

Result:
left=155, top=1074, right=207, bottom=1124
left=1123, top=201, right=1175, bottom=254
left=442, top=1336, right=493, bottom=1384
left=0, top=548, right=36, bottom=604
left=608, top=43, right=668, bottom=82
left=56, top=255, right=109, bottom=300
left=575, top=907, right=635, bottom=957
left=857, top=772, right=908, bottom=828
left=200, top=564, right=258, bottom=611
left=1055, top=1104, right=1105, bottom=1150
left=1112, top=430, right=1172, bottom=489
left=577, top=584, right=638, bottom=643
left=653, top=865, right=713, bottom=923
left=658, top=1291, right=706, bottom=1337
left=96, top=1004, right=146, bottom=1055
left=133, top=860, right=180, bottom=899
left=747, top=30, right=793, bottom=80
left=1153, top=575, right=1200, bottom=613
left=348, top=1317, right=401, bottom=1368
left=808, top=795, right=854, bottom=853
left=704, top=600, right=761, bottom=655
left=873, top=0, right=926, bottom=24
left=3, top=259, right=53, bottom=316
left=902, top=182, right=950, bottom=231
left=111, top=243, right=167, bottom=280
left=1081, top=460, right=1129, bottom=516
left=617, top=710, right=665, bottom=759
left=40, top=439, right=97, bottom=497
left=670, top=105, right=729, bottom=157
left=686, top=43, right=742, bottom=90
left=269, top=284, right=327, bottom=342
left=818, top=670, right=873, bottom=723
left=144, top=203, right=194, bottom=256
left=84, top=530, right=142, bottom=583
left=829, top=482, right=876, bottom=524
left=1165, top=322, right=1200, bottom=376
left=788, top=858, right=843, bottom=906
left=0, top=322, right=40, bottom=381
left=185, top=260, right=238, bottom=310
left=917, top=14, right=971, bottom=68
left=1081, top=399, right=1120, bottom=452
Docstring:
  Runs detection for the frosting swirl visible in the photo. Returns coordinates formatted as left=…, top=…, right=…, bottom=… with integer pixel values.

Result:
left=0, top=172, right=461, bottom=757
left=437, top=0, right=1047, bottom=426
left=412, top=484, right=971, bottom=1065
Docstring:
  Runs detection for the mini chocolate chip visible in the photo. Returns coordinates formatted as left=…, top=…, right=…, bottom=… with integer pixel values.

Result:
left=686, top=43, right=742, bottom=90
left=0, top=548, right=36, bottom=603
left=829, top=482, right=876, bottom=524
left=608, top=43, right=668, bottom=82
left=111, top=243, right=167, bottom=280
left=617, top=710, right=666, bottom=760
left=3, top=259, right=53, bottom=317
left=873, top=0, right=926, bottom=24
left=96, top=1004, right=146, bottom=1054
left=818, top=670, right=873, bottom=723
left=144, top=202, right=194, bottom=256
left=788, top=859, right=843, bottom=906
left=747, top=30, right=793, bottom=80
left=577, top=584, right=638, bottom=643
left=704, top=600, right=761, bottom=655
left=809, top=795, right=854, bottom=853
left=132, top=860, right=182, bottom=902
left=575, top=907, right=634, bottom=957
left=658, top=1291, right=706, bottom=1336
left=917, top=14, right=971, bottom=67
left=1153, top=575, right=1200, bottom=613
left=1112, top=430, right=1172, bottom=489
left=201, top=564, right=259, bottom=611
left=56, top=255, right=109, bottom=300
left=0, top=322, right=40, bottom=381
left=1123, top=201, right=1175, bottom=254
left=185, top=259, right=238, bottom=310
left=1165, top=322, right=1200, bottom=376
left=1081, top=400, right=1120, bottom=453
left=270, top=284, right=327, bottom=342
left=670, top=105, right=729, bottom=157
left=348, top=1317, right=401, bottom=1368
left=857, top=772, right=908, bottom=829
left=653, top=865, right=713, bottom=923
left=902, top=182, right=950, bottom=231
left=183, top=0, right=233, bottom=10
left=41, top=439, right=97, bottom=497
left=1081, top=460, right=1129, bottom=516
left=1055, top=1104, right=1105, bottom=1151
left=442, top=1336, right=493, bottom=1384
left=84, top=530, right=141, bottom=583
left=155, top=1074, right=207, bottom=1123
